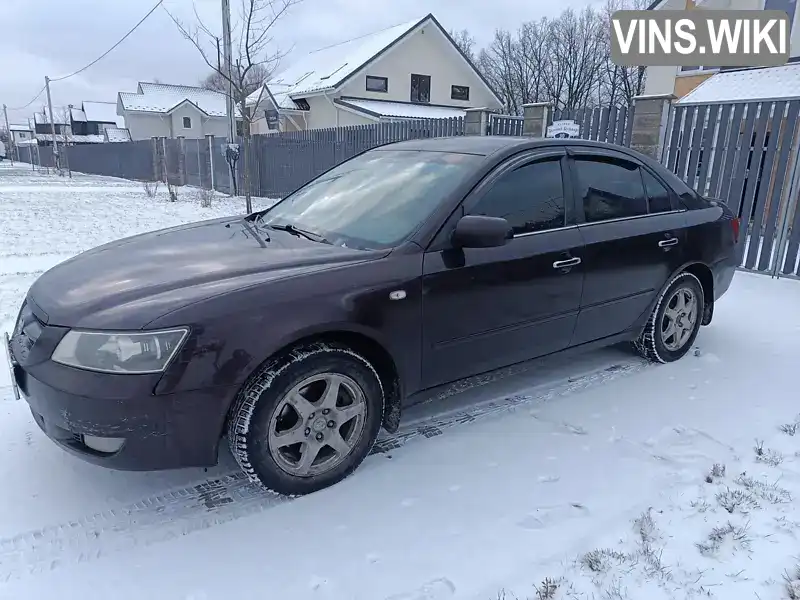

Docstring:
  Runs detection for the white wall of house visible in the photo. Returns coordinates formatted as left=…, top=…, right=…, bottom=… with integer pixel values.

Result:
left=124, top=113, right=171, bottom=140
left=125, top=110, right=230, bottom=140
left=337, top=24, right=501, bottom=110
left=11, top=130, right=32, bottom=143
left=169, top=104, right=207, bottom=139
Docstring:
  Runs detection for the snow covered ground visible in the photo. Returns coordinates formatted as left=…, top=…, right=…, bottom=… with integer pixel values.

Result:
left=1, top=163, right=799, bottom=600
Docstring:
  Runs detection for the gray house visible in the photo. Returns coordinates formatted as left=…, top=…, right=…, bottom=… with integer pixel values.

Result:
left=117, top=82, right=236, bottom=141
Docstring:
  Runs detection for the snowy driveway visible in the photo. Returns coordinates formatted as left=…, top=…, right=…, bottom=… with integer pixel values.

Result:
left=1, top=163, right=799, bottom=600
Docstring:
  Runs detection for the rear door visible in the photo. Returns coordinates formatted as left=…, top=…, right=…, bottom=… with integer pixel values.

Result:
left=568, top=148, right=690, bottom=345
left=420, top=149, right=585, bottom=388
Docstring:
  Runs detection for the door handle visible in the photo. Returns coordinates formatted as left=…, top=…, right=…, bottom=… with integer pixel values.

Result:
left=658, top=237, right=679, bottom=248
left=553, top=257, right=581, bottom=269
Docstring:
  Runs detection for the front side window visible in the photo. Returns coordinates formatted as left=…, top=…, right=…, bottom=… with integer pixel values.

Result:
left=641, top=169, right=672, bottom=213
left=259, top=150, right=480, bottom=250
left=182, top=116, right=192, bottom=129
left=573, top=156, right=647, bottom=223
left=470, top=158, right=565, bottom=235
left=451, top=85, right=470, bottom=101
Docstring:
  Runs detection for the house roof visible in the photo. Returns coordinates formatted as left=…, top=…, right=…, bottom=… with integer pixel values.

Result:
left=34, top=133, right=105, bottom=144
left=71, top=108, right=87, bottom=122
left=33, top=110, right=70, bottom=125
left=677, top=64, right=800, bottom=105
left=250, top=13, right=501, bottom=110
left=119, top=82, right=233, bottom=117
left=335, top=97, right=466, bottom=120
left=82, top=101, right=118, bottom=124
left=9, top=124, right=31, bottom=132
left=104, top=127, right=132, bottom=142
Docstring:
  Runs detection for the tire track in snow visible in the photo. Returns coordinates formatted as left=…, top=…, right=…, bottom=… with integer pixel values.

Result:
left=0, top=359, right=649, bottom=582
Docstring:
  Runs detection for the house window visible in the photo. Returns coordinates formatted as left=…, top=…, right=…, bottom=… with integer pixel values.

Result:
left=366, top=76, right=388, bottom=93
left=410, top=74, right=431, bottom=103
left=294, top=98, right=310, bottom=110
left=182, top=116, right=192, bottom=129
left=451, top=85, right=470, bottom=101
left=679, top=66, right=717, bottom=73
left=18, top=132, right=26, bottom=139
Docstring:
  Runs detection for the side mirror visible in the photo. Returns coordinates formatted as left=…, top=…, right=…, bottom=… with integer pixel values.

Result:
left=451, top=215, right=513, bottom=249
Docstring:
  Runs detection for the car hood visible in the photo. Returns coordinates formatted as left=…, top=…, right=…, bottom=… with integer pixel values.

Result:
left=28, top=216, right=383, bottom=329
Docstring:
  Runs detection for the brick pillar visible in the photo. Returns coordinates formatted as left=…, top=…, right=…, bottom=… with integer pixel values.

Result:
left=522, top=102, right=551, bottom=137
left=177, top=136, right=187, bottom=186
left=464, top=107, right=490, bottom=136
left=630, top=94, right=675, bottom=160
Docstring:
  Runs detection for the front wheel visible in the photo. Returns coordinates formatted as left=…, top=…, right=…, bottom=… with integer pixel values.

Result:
left=227, top=342, right=384, bottom=495
left=635, top=272, right=704, bottom=364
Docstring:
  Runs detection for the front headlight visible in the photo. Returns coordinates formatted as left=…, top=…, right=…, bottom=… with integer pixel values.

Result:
left=51, top=328, right=189, bottom=374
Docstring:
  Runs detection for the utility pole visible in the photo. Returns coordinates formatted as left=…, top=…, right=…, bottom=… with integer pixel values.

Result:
left=45, top=76, right=60, bottom=171
left=3, top=104, right=14, bottom=165
left=221, top=0, right=238, bottom=198
left=221, top=0, right=236, bottom=143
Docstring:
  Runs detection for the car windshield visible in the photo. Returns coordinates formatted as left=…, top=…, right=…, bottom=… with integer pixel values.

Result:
left=258, top=150, right=481, bottom=250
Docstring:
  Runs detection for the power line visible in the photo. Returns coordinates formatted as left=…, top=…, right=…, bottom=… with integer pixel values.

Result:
left=51, top=0, right=164, bottom=82
left=8, top=85, right=47, bottom=111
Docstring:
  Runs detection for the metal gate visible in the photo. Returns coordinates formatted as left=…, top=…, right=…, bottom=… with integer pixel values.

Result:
left=662, top=100, right=800, bottom=278
left=552, top=105, right=633, bottom=145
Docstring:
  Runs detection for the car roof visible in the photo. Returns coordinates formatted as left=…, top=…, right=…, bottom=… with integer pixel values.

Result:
left=372, top=136, right=643, bottom=158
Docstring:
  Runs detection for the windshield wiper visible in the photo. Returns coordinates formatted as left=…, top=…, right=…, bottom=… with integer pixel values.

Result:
left=268, top=223, right=330, bottom=244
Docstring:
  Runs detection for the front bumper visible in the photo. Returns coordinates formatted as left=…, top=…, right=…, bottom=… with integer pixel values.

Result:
left=6, top=330, right=235, bottom=471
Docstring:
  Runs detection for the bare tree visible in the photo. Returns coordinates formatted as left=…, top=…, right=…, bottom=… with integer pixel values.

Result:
left=166, top=0, right=300, bottom=212
left=449, top=28, right=476, bottom=62
left=601, top=0, right=648, bottom=106
left=200, top=63, right=269, bottom=96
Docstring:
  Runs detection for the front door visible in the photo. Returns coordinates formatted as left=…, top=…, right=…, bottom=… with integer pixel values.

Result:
left=420, top=150, right=585, bottom=389
left=567, top=149, right=690, bottom=345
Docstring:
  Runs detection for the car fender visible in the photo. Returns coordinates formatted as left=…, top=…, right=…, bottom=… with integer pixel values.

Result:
left=631, top=260, right=714, bottom=337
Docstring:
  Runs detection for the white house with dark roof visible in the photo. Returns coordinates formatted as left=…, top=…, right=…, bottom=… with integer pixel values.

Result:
left=247, top=13, right=503, bottom=133
left=8, top=124, right=33, bottom=145
left=117, top=82, right=235, bottom=141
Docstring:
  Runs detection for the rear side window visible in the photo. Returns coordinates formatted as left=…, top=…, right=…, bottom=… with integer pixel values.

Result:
left=470, top=158, right=565, bottom=234
left=641, top=169, right=672, bottom=213
left=573, top=156, right=647, bottom=223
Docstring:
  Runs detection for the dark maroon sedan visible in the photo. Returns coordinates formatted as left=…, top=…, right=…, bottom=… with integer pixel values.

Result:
left=6, top=136, right=739, bottom=495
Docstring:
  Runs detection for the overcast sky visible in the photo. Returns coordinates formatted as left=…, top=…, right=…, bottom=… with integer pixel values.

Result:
left=2, top=0, right=601, bottom=124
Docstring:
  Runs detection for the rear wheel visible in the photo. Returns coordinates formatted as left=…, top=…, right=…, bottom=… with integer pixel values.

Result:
left=635, top=272, right=704, bottom=364
left=227, top=342, right=384, bottom=495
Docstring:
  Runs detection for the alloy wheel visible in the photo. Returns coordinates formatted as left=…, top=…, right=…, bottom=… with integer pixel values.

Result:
left=268, top=372, right=367, bottom=477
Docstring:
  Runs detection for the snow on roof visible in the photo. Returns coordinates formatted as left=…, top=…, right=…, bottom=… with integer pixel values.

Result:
left=263, top=16, right=427, bottom=107
left=34, top=133, right=105, bottom=144
left=104, top=127, right=132, bottom=143
left=677, top=65, right=800, bottom=105
left=82, top=101, right=118, bottom=123
left=9, top=124, right=31, bottom=132
left=337, top=98, right=466, bottom=120
left=71, top=108, right=87, bottom=122
left=119, top=82, right=234, bottom=117
left=34, top=110, right=70, bottom=125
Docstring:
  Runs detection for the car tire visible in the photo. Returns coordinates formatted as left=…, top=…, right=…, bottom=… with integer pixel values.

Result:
left=635, top=271, right=705, bottom=364
left=227, top=341, right=384, bottom=496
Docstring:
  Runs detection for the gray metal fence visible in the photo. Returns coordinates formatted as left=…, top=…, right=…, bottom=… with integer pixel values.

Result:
left=552, top=105, right=633, bottom=145
left=490, top=115, right=524, bottom=136
left=662, top=99, right=800, bottom=278
left=246, top=117, right=466, bottom=198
